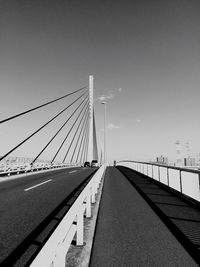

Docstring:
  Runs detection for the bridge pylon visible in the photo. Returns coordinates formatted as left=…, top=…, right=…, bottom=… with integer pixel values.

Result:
left=87, top=75, right=98, bottom=163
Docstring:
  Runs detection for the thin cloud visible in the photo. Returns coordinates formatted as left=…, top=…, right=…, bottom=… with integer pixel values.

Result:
left=98, top=88, right=122, bottom=102
left=107, top=123, right=120, bottom=130
left=100, top=123, right=120, bottom=132
left=98, top=93, right=114, bottom=101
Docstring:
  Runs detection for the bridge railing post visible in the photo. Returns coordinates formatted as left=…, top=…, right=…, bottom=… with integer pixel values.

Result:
left=179, top=170, right=183, bottom=193
left=167, top=167, right=169, bottom=186
left=86, top=191, right=92, bottom=218
left=91, top=184, right=96, bottom=204
left=76, top=204, right=84, bottom=246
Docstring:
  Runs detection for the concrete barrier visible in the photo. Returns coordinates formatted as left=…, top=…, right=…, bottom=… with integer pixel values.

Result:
left=30, top=165, right=105, bottom=267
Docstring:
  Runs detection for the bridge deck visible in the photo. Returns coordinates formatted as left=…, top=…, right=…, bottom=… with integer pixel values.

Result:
left=89, top=166, right=198, bottom=267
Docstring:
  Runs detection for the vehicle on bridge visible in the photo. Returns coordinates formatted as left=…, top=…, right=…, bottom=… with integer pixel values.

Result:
left=84, top=161, right=90, bottom=167
left=91, top=160, right=98, bottom=167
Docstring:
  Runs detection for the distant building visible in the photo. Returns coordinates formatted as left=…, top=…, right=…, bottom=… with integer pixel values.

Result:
left=156, top=155, right=168, bottom=165
left=184, top=157, right=196, bottom=166
left=197, top=153, right=200, bottom=166
left=175, top=140, right=182, bottom=166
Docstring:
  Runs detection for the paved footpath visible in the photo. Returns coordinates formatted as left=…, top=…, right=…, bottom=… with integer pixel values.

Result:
left=90, top=167, right=198, bottom=267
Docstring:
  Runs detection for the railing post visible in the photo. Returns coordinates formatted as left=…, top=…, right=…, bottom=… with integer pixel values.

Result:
left=91, top=184, right=96, bottom=204
left=152, top=165, right=154, bottom=178
left=167, top=167, right=169, bottom=186
left=179, top=170, right=182, bottom=193
left=76, top=205, right=84, bottom=246
left=158, top=166, right=160, bottom=182
left=198, top=174, right=200, bottom=200
left=86, top=191, right=92, bottom=218
left=94, top=177, right=98, bottom=194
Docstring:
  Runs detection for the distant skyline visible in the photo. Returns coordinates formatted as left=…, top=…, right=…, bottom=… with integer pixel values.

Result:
left=1, top=1, right=200, bottom=163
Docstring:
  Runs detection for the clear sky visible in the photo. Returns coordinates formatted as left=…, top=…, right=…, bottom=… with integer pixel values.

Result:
left=0, top=0, right=200, bottom=164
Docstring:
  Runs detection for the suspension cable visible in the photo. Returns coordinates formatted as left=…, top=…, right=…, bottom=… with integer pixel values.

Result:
left=83, top=126, right=89, bottom=163
left=0, top=91, right=87, bottom=163
left=79, top=127, right=87, bottom=163
left=0, top=86, right=88, bottom=124
left=75, top=113, right=89, bottom=164
left=51, top=100, right=89, bottom=163
left=62, top=104, right=89, bottom=163
left=31, top=94, right=89, bottom=164
left=80, top=123, right=89, bottom=163
left=70, top=110, right=89, bottom=163
left=76, top=113, right=89, bottom=163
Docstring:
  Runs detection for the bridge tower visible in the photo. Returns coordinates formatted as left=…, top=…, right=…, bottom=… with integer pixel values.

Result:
left=87, top=75, right=98, bottom=162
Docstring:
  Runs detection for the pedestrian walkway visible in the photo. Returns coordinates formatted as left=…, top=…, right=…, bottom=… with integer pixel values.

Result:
left=89, top=167, right=198, bottom=267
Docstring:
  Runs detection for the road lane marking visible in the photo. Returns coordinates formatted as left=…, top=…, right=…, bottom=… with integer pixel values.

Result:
left=24, top=179, right=52, bottom=192
left=69, top=170, right=77, bottom=174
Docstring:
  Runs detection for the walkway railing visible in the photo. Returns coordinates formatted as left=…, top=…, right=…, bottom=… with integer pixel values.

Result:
left=117, top=161, right=200, bottom=202
left=30, top=165, right=105, bottom=267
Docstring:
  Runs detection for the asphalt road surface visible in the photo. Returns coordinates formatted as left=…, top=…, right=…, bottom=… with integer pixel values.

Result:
left=0, top=167, right=95, bottom=265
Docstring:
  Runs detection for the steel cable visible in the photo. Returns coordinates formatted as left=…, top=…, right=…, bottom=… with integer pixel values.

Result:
left=80, top=124, right=89, bottom=163
left=76, top=114, right=89, bottom=163
left=0, top=91, right=87, bottom=162
left=31, top=94, right=89, bottom=164
left=84, top=127, right=89, bottom=163
left=0, top=86, right=87, bottom=124
left=62, top=105, right=89, bottom=163
left=70, top=110, right=89, bottom=163
left=51, top=100, right=89, bottom=163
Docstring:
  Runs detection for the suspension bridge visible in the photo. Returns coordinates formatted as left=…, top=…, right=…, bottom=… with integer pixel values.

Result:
left=0, top=76, right=200, bottom=267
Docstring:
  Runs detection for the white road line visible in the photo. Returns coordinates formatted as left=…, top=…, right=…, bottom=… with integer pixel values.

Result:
left=69, top=170, right=77, bottom=174
left=24, top=179, right=52, bottom=192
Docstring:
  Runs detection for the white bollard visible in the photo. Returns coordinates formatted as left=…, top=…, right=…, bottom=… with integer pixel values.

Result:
left=76, top=205, right=84, bottom=246
left=86, top=192, right=92, bottom=218
left=91, top=184, right=96, bottom=204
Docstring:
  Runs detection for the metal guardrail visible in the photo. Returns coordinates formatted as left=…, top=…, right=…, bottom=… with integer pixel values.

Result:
left=30, top=165, right=105, bottom=267
left=0, top=163, right=81, bottom=177
left=117, top=161, right=200, bottom=202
